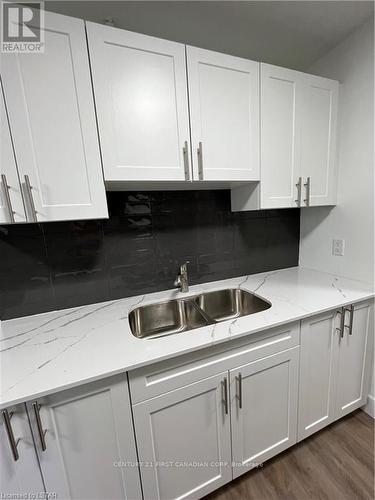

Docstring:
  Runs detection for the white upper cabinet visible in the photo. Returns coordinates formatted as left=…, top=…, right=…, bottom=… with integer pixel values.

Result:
left=300, top=74, right=338, bottom=206
left=259, top=63, right=338, bottom=209
left=87, top=23, right=191, bottom=182
left=1, top=10, right=108, bottom=222
left=0, top=85, right=26, bottom=223
left=260, top=64, right=301, bottom=208
left=187, top=47, right=260, bottom=181
left=1, top=9, right=340, bottom=209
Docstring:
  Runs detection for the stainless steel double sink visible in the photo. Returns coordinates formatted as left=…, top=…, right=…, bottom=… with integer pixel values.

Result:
left=129, top=288, right=271, bottom=339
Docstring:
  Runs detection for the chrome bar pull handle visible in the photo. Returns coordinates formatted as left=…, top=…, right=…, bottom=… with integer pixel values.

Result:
left=295, top=177, right=302, bottom=207
left=197, top=141, right=204, bottom=180
left=344, top=304, right=354, bottom=335
left=24, top=175, right=37, bottom=222
left=1, top=174, right=15, bottom=223
left=32, top=402, right=46, bottom=451
left=237, top=373, right=243, bottom=409
left=223, top=377, right=229, bottom=415
left=2, top=409, right=20, bottom=461
left=304, top=177, right=311, bottom=206
left=336, top=307, right=345, bottom=338
left=183, top=141, right=190, bottom=181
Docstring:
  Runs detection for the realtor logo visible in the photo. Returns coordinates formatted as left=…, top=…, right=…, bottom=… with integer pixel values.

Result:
left=1, top=2, right=44, bottom=52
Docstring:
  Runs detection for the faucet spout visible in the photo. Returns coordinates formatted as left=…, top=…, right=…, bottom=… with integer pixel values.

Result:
left=175, top=261, right=189, bottom=293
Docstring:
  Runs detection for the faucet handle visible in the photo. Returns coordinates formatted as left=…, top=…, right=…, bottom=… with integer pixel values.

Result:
left=180, top=261, right=189, bottom=273
left=175, top=261, right=190, bottom=292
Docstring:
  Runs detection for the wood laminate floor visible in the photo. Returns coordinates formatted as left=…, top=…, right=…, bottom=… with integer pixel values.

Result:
left=205, top=410, right=374, bottom=500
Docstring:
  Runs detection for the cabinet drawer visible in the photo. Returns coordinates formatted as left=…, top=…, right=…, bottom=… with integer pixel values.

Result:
left=129, top=321, right=300, bottom=403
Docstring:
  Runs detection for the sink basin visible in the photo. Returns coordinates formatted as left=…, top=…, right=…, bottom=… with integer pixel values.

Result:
left=129, top=299, right=210, bottom=339
left=129, top=288, right=271, bottom=339
left=194, top=288, right=271, bottom=322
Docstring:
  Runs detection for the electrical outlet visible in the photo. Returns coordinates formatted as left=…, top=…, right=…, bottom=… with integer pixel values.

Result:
left=332, top=239, right=345, bottom=256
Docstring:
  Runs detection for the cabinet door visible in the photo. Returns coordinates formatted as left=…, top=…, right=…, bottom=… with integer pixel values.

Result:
left=27, top=375, right=142, bottom=500
left=230, top=347, right=299, bottom=479
left=187, top=46, right=259, bottom=181
left=87, top=23, right=191, bottom=182
left=260, top=63, right=302, bottom=208
left=300, top=74, right=338, bottom=206
left=1, top=404, right=44, bottom=496
left=133, top=372, right=232, bottom=500
left=1, top=10, right=108, bottom=222
left=335, top=301, right=374, bottom=418
left=298, top=309, right=340, bottom=440
left=0, top=83, right=26, bottom=223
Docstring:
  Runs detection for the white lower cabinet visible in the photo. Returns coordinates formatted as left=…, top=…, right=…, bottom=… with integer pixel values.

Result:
left=133, top=372, right=232, bottom=500
left=1, top=404, right=44, bottom=496
left=230, top=347, right=299, bottom=478
left=26, top=375, right=142, bottom=500
left=298, top=309, right=339, bottom=440
left=130, top=322, right=301, bottom=499
left=298, top=300, right=373, bottom=441
left=2, top=303, right=373, bottom=500
left=335, top=301, right=374, bottom=418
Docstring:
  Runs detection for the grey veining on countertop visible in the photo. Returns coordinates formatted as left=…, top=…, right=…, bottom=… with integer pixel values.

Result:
left=1, top=266, right=374, bottom=409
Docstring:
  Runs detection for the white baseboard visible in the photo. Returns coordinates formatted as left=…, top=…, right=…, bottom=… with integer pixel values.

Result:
left=362, top=394, right=375, bottom=418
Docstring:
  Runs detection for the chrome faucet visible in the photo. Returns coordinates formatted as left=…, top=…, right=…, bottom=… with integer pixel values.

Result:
left=175, top=261, right=189, bottom=293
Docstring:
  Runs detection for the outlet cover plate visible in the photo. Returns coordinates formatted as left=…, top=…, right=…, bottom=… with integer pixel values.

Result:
left=332, top=239, right=345, bottom=256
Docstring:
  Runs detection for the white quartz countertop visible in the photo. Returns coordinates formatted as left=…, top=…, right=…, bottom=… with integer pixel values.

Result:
left=1, top=266, right=374, bottom=409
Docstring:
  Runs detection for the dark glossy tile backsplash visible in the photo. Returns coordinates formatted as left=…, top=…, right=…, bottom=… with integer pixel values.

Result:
left=0, top=191, right=300, bottom=319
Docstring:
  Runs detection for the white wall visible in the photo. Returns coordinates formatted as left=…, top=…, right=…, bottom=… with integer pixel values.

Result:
left=299, top=19, right=374, bottom=417
left=299, top=19, right=374, bottom=287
